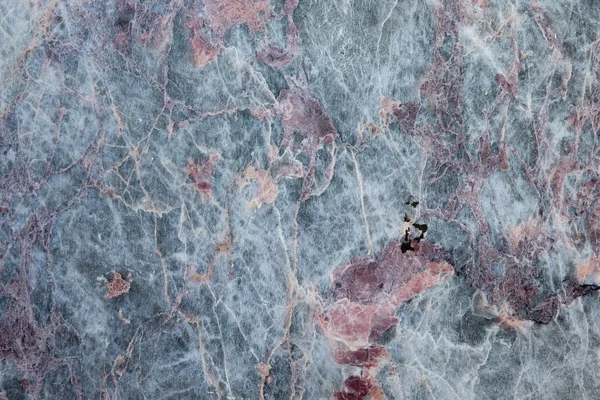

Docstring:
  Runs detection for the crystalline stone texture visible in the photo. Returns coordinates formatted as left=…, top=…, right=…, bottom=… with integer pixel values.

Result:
left=1, top=0, right=599, bottom=399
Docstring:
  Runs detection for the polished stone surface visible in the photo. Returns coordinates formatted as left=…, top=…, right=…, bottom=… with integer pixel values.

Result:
left=1, top=0, right=600, bottom=399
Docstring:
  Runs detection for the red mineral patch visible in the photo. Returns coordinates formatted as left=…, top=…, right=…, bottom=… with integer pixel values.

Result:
left=329, top=240, right=451, bottom=305
left=278, top=86, right=338, bottom=147
left=496, top=311, right=532, bottom=333
left=277, top=84, right=338, bottom=200
left=576, top=257, right=600, bottom=285
left=316, top=238, right=454, bottom=396
left=241, top=166, right=279, bottom=209
left=187, top=153, right=219, bottom=198
left=496, top=73, right=518, bottom=98
left=105, top=272, right=131, bottom=299
left=562, top=281, right=600, bottom=306
left=133, top=2, right=177, bottom=54
left=392, top=261, right=454, bottom=305
left=202, top=0, right=270, bottom=40
left=332, top=344, right=389, bottom=367
left=334, top=376, right=373, bottom=400
left=508, top=218, right=544, bottom=249
left=186, top=16, right=221, bottom=68
left=319, top=299, right=387, bottom=350
left=392, top=102, right=420, bottom=133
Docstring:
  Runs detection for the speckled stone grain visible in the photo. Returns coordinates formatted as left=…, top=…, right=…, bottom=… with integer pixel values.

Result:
left=1, top=0, right=600, bottom=399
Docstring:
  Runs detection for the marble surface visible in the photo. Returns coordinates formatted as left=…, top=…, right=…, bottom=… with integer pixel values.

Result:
left=1, top=0, right=600, bottom=399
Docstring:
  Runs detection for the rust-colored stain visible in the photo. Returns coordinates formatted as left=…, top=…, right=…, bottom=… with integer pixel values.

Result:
left=187, top=153, right=219, bottom=197
left=241, top=166, right=279, bottom=209
left=315, top=239, right=454, bottom=399
left=105, top=272, right=131, bottom=299
left=576, top=257, right=600, bottom=285
left=185, top=16, right=221, bottom=68
left=202, top=0, right=269, bottom=38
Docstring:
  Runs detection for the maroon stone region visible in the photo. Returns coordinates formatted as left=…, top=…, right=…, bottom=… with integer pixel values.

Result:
left=187, top=153, right=219, bottom=198
left=104, top=272, right=131, bottom=299
left=316, top=238, right=454, bottom=399
left=334, top=376, right=373, bottom=400
left=278, top=85, right=338, bottom=200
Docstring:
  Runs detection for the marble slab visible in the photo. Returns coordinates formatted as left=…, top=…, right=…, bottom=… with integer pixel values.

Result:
left=1, top=0, right=600, bottom=399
